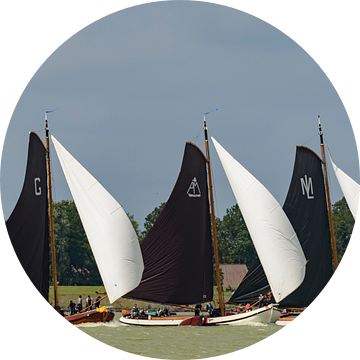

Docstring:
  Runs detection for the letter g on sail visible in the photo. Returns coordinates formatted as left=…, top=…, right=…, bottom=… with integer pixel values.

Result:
left=34, top=177, right=41, bottom=196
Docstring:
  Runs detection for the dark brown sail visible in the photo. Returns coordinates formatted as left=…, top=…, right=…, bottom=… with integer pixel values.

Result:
left=229, top=146, right=333, bottom=307
left=6, top=132, right=49, bottom=300
left=125, top=142, right=213, bottom=305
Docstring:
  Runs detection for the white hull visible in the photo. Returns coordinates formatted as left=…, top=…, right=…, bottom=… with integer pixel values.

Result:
left=119, top=305, right=281, bottom=326
left=206, top=305, right=280, bottom=326
left=120, top=315, right=192, bottom=326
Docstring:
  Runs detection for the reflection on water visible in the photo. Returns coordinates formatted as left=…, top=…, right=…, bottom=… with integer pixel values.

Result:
left=77, top=312, right=282, bottom=359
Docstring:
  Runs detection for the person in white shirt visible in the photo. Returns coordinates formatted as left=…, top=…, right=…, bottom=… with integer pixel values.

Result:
left=77, top=295, right=83, bottom=312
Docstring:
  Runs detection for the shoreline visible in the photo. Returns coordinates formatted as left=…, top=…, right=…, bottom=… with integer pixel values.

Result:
left=48, top=285, right=238, bottom=313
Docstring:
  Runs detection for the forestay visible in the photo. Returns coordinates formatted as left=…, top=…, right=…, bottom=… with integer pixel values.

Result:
left=51, top=135, right=144, bottom=303
left=212, top=137, right=306, bottom=303
left=327, top=146, right=359, bottom=220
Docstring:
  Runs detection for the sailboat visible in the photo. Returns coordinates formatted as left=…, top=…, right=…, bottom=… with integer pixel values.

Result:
left=120, top=115, right=307, bottom=326
left=119, top=141, right=214, bottom=326
left=206, top=137, right=307, bottom=325
left=228, top=145, right=333, bottom=312
left=51, top=133, right=145, bottom=324
left=51, top=135, right=144, bottom=305
left=6, top=114, right=144, bottom=325
left=228, top=116, right=357, bottom=325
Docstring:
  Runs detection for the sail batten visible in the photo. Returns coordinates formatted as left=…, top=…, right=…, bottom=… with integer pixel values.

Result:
left=51, top=135, right=144, bottom=303
left=212, top=137, right=306, bottom=303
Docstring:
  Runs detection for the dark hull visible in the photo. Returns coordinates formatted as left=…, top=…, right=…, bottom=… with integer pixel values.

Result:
left=66, top=309, right=115, bottom=325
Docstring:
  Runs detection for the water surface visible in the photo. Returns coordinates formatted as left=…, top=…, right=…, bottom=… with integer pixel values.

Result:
left=77, top=312, right=282, bottom=359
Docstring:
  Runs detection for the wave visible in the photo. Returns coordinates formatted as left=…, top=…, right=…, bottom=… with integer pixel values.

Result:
left=75, top=319, right=121, bottom=328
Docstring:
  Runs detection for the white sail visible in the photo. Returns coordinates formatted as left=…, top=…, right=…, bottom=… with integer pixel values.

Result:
left=211, top=137, right=306, bottom=303
left=327, top=146, right=359, bottom=220
left=51, top=135, right=144, bottom=303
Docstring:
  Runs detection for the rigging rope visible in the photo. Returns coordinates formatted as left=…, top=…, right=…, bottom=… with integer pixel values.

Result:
left=301, top=133, right=318, bottom=147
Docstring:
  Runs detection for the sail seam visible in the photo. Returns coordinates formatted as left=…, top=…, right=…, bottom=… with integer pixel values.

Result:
left=110, top=206, right=123, bottom=214
left=87, top=181, right=99, bottom=191
left=269, top=203, right=280, bottom=213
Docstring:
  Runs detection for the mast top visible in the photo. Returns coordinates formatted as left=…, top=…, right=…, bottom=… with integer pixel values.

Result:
left=45, top=107, right=59, bottom=136
left=204, top=108, right=218, bottom=116
left=45, top=107, right=59, bottom=121
left=203, top=109, right=218, bottom=141
left=318, top=115, right=324, bottom=144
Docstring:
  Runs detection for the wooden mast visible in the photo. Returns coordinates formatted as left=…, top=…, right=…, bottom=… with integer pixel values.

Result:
left=45, top=111, right=59, bottom=310
left=318, top=116, right=338, bottom=269
left=203, top=112, right=224, bottom=316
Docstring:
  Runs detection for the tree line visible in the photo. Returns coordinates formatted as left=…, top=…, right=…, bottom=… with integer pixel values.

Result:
left=51, top=197, right=354, bottom=286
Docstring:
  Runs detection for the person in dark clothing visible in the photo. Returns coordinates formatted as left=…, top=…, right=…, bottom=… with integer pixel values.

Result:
left=259, top=294, right=264, bottom=308
left=95, top=296, right=101, bottom=308
left=131, top=304, right=138, bottom=318
left=69, top=300, right=76, bottom=315
left=264, top=294, right=270, bottom=306
left=86, top=295, right=92, bottom=311
left=206, top=302, right=213, bottom=316
left=195, top=303, right=202, bottom=316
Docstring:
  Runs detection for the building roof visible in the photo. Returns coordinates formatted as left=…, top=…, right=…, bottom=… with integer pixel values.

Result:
left=219, top=264, right=248, bottom=286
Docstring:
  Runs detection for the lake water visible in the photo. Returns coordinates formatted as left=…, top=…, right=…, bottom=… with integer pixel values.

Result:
left=77, top=312, right=282, bottom=359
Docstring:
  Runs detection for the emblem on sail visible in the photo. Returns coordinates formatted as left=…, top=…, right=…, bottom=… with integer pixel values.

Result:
left=187, top=177, right=201, bottom=197
left=300, top=175, right=314, bottom=199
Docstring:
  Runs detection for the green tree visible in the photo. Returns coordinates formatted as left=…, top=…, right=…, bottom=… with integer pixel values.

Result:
left=332, top=196, right=355, bottom=263
left=52, top=200, right=101, bottom=286
left=142, top=202, right=166, bottom=239
left=127, top=213, right=142, bottom=242
left=216, top=204, right=256, bottom=267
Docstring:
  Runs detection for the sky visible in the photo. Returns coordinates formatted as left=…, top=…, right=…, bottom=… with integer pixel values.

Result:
left=0, top=1, right=359, bottom=360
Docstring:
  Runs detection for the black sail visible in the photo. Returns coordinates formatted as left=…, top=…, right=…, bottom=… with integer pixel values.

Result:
left=125, top=142, right=213, bottom=305
left=6, top=132, right=49, bottom=300
left=229, top=146, right=333, bottom=307
left=280, top=146, right=333, bottom=307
